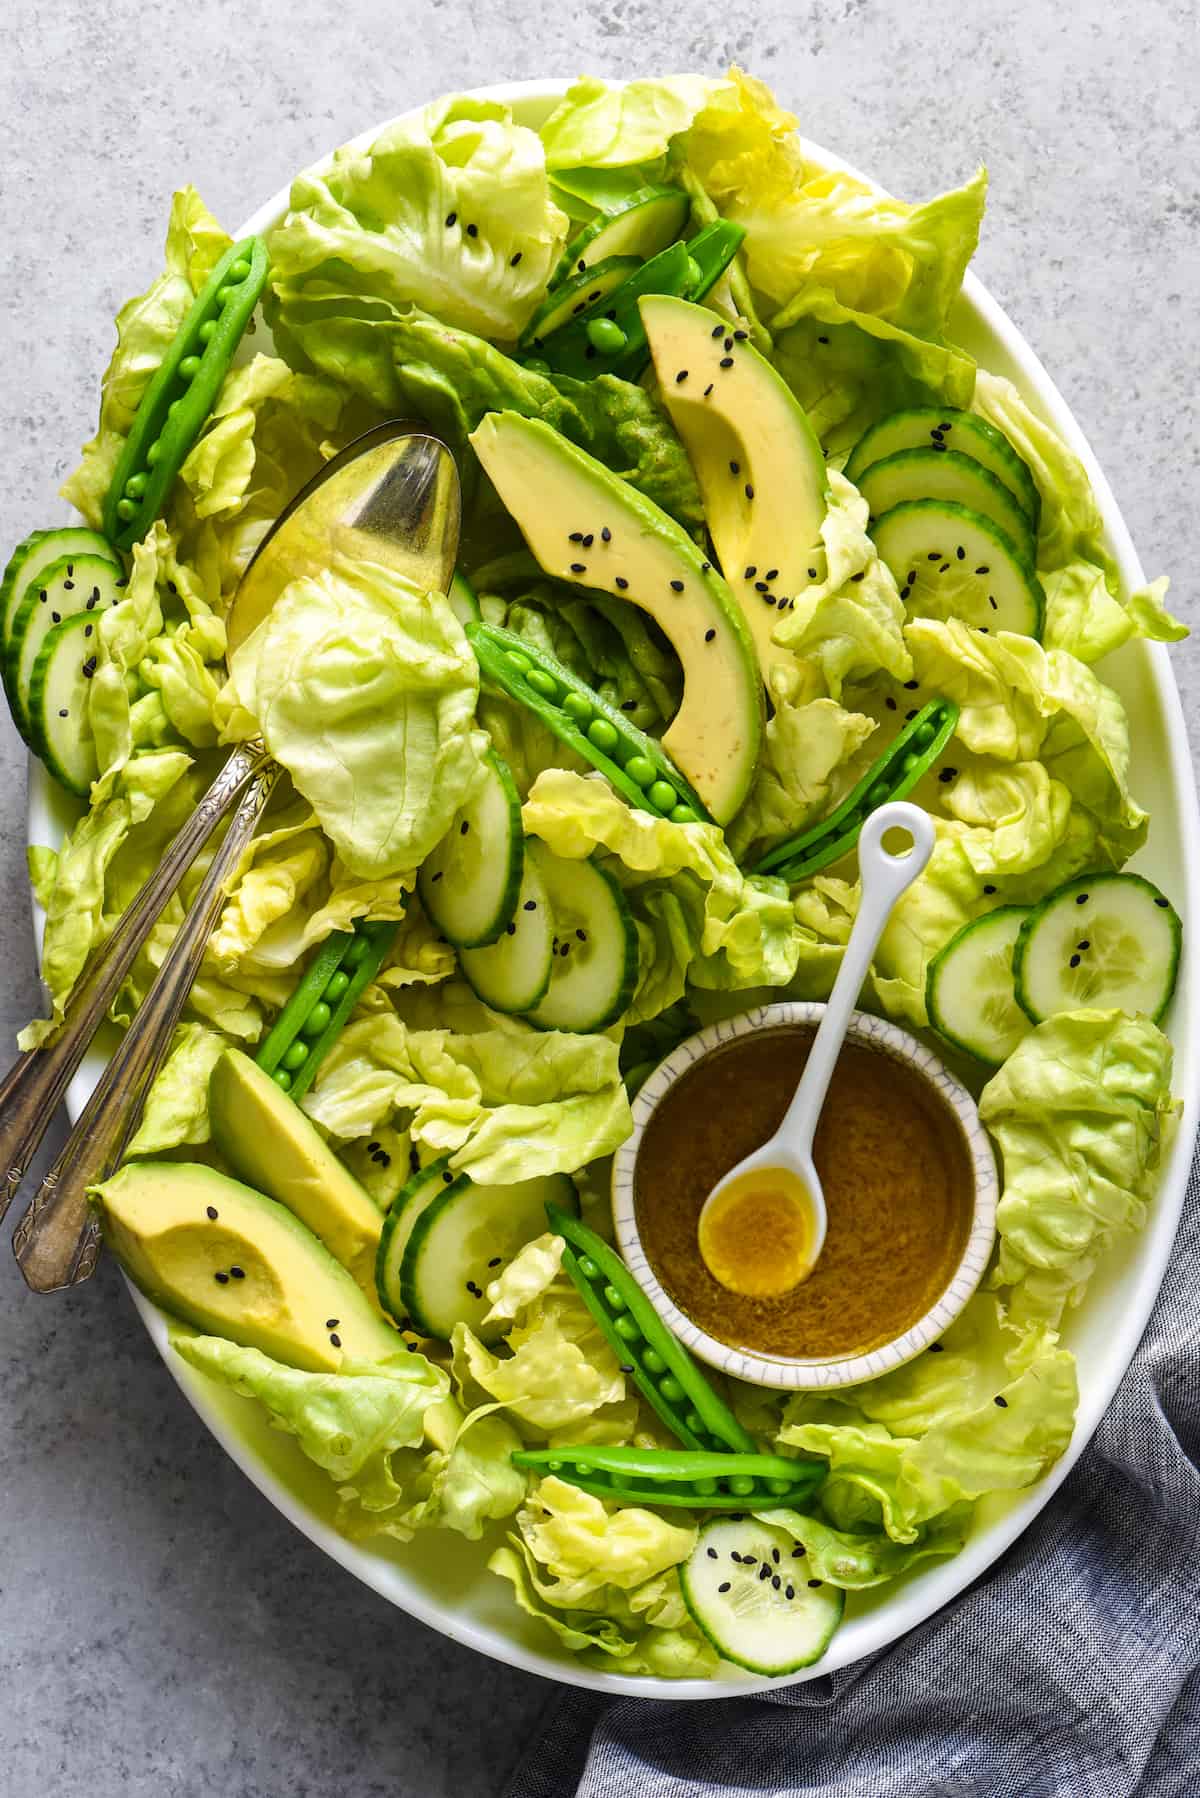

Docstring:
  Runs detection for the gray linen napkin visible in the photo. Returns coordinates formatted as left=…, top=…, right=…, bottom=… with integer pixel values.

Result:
left=508, top=1155, right=1200, bottom=1798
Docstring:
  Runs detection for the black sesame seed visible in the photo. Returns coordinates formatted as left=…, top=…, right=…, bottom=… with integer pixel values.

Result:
left=409, top=1149, right=421, bottom=1173
left=670, top=579, right=685, bottom=592
left=230, top=1266, right=245, bottom=1280
left=431, top=871, right=443, bottom=883
left=82, top=656, right=97, bottom=678
left=885, top=696, right=897, bottom=711
left=734, top=329, right=748, bottom=341
left=1077, top=893, right=1089, bottom=904
left=719, top=355, right=734, bottom=368
left=979, top=626, right=989, bottom=633
left=576, top=928, right=587, bottom=942
left=206, top=1206, right=219, bottom=1220
left=51, top=612, right=61, bottom=623
left=572, top=301, right=586, bottom=316
left=1069, top=954, right=1081, bottom=968
left=705, top=628, right=716, bottom=642
left=791, top=1545, right=805, bottom=1557
left=675, top=369, right=689, bottom=383
left=1078, top=939, right=1090, bottom=951
left=1155, top=896, right=1170, bottom=908
left=754, top=581, right=768, bottom=593
left=615, top=576, right=629, bottom=590
left=578, top=259, right=586, bottom=272
left=214, top=1272, right=229, bottom=1285
left=703, top=383, right=714, bottom=397
left=730, top=1552, right=742, bottom=1564
left=957, top=546, right=966, bottom=560
left=851, top=571, right=865, bottom=583
left=817, top=334, right=829, bottom=344
left=466, top=223, right=478, bottom=238
left=707, top=1545, right=719, bottom=1558
left=772, top=1548, right=780, bottom=1563
left=772, top=1575, right=781, bottom=1590
left=84, top=624, right=93, bottom=637
left=928, top=551, right=942, bottom=561
left=406, top=1341, right=420, bottom=1352
left=619, top=1363, right=634, bottom=1373
left=989, top=596, right=999, bottom=610
left=570, top=562, right=586, bottom=574
left=701, top=560, right=711, bottom=573
left=994, top=1395, right=1009, bottom=1408
left=711, top=323, right=724, bottom=339
left=325, top=1319, right=339, bottom=1330
left=62, top=579, right=75, bottom=591
left=929, top=1341, right=945, bottom=1352
left=602, top=527, right=611, bottom=542
left=807, top=1579, right=823, bottom=1589
left=745, top=565, right=758, bottom=579
left=723, top=336, right=733, bottom=351
left=620, top=699, right=637, bottom=711
left=729, top=460, right=740, bottom=475
left=568, top=531, right=583, bottom=543
left=461, top=820, right=470, bottom=835
left=765, top=569, right=779, bottom=582
left=58, top=708, right=68, bottom=718
left=809, top=567, right=818, bottom=579
left=763, top=595, right=777, bottom=606
left=939, top=767, right=958, bottom=783
left=983, top=885, right=997, bottom=895
left=329, top=1331, right=341, bottom=1347
left=445, top=211, right=457, bottom=227
left=443, top=1170, right=455, bottom=1184
left=975, top=565, right=991, bottom=576
left=506, top=921, right=517, bottom=935
left=511, top=251, right=523, bottom=266
left=718, top=1581, right=732, bottom=1594
left=524, top=899, right=537, bottom=911
left=745, top=484, right=754, bottom=499
left=786, top=1585, right=796, bottom=1601
left=940, top=564, right=951, bottom=575
left=582, top=534, right=594, bottom=548
left=932, top=439, right=948, bottom=451
left=758, top=1564, right=770, bottom=1582
left=906, top=708, right=918, bottom=721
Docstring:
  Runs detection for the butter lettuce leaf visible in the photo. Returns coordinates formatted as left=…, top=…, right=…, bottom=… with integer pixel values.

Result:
left=62, top=188, right=231, bottom=525
left=728, top=696, right=876, bottom=863
left=514, top=1475, right=696, bottom=1603
left=126, top=1022, right=229, bottom=1155
left=979, top=1010, right=1176, bottom=1328
left=267, top=97, right=567, bottom=346
left=219, top=552, right=486, bottom=880
left=541, top=74, right=726, bottom=169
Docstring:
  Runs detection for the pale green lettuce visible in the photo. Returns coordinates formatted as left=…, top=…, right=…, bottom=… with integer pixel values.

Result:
left=219, top=551, right=486, bottom=880
left=62, top=188, right=232, bottom=524
left=267, top=97, right=567, bottom=346
left=728, top=696, right=876, bottom=862
left=514, top=1475, right=696, bottom=1602
left=540, top=74, right=726, bottom=169
left=979, top=1010, right=1176, bottom=1328
left=126, top=1022, right=229, bottom=1154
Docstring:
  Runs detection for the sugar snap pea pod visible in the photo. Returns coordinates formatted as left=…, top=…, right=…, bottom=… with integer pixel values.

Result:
left=530, top=239, right=693, bottom=380
left=282, top=920, right=400, bottom=1101
left=680, top=219, right=746, bottom=303
left=103, top=236, right=270, bottom=549
left=754, top=698, right=959, bottom=883
left=511, top=1443, right=825, bottom=1510
left=546, top=1202, right=756, bottom=1453
left=468, top=621, right=709, bottom=825
left=256, top=930, right=355, bottom=1076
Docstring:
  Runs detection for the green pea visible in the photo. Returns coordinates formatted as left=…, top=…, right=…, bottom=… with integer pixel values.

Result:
left=766, top=1478, right=793, bottom=1496
left=116, top=498, right=137, bottom=522
left=506, top=651, right=532, bottom=676
left=685, top=1411, right=704, bottom=1434
left=574, top=1463, right=594, bottom=1477
left=642, top=1348, right=666, bottom=1374
left=578, top=1256, right=600, bottom=1280
left=648, top=780, right=678, bottom=813
left=913, top=722, right=936, bottom=749
left=526, top=668, right=559, bottom=699
left=901, top=753, right=920, bottom=776
left=199, top=320, right=218, bottom=344
left=146, top=441, right=163, bottom=467
left=670, top=804, right=697, bottom=825
left=273, top=1069, right=293, bottom=1092
left=624, top=754, right=656, bottom=789
left=125, top=472, right=149, bottom=499
left=693, top=1477, right=718, bottom=1496
left=282, top=1040, right=309, bottom=1071
left=728, top=1474, right=756, bottom=1496
left=547, top=1459, right=563, bottom=1472
left=168, top=399, right=183, bottom=417
left=660, top=1375, right=684, bottom=1403
left=302, top=1001, right=332, bottom=1037
left=562, top=691, right=592, bottom=725
left=229, top=258, right=252, bottom=281
left=603, top=1283, right=627, bottom=1312
left=342, top=936, right=369, bottom=968
left=323, top=970, right=350, bottom=1003
left=588, top=717, right=619, bottom=753
left=586, top=316, right=627, bottom=354
left=867, top=781, right=889, bottom=808
left=614, top=1314, right=639, bottom=1340
left=217, top=284, right=238, bottom=308
left=179, top=354, right=202, bottom=380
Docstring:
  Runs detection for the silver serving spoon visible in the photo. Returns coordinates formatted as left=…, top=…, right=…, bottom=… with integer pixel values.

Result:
left=5, top=423, right=461, bottom=1291
left=696, top=801, right=935, bottom=1297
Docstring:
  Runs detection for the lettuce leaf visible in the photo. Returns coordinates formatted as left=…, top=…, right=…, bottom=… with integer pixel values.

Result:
left=219, top=552, right=486, bottom=880
left=684, top=69, right=985, bottom=333
left=972, top=371, right=1185, bottom=663
left=756, top=1502, right=971, bottom=1588
left=126, top=1022, right=230, bottom=1154
left=514, top=1474, right=696, bottom=1603
left=979, top=1010, right=1176, bottom=1328
left=769, top=471, right=912, bottom=699
left=540, top=74, right=726, bottom=169
left=727, top=697, right=876, bottom=863
left=62, top=188, right=231, bottom=525
left=267, top=97, right=567, bottom=346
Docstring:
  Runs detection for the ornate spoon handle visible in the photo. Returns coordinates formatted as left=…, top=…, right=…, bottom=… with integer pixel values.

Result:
left=0, top=741, right=269, bottom=1226
left=12, top=756, right=279, bottom=1292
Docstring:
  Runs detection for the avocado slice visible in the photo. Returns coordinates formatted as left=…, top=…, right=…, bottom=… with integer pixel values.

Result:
left=92, top=1162, right=401, bottom=1372
left=209, top=1049, right=382, bottom=1300
left=641, top=295, right=830, bottom=689
left=469, top=411, right=763, bottom=823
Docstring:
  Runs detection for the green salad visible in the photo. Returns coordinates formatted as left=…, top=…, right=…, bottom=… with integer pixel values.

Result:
left=7, top=69, right=1187, bottom=1681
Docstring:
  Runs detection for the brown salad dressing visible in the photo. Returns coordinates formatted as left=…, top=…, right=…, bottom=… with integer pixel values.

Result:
left=633, top=1026, right=974, bottom=1360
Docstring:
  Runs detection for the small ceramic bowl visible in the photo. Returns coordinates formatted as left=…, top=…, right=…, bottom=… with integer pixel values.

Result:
left=611, top=1001, right=999, bottom=1390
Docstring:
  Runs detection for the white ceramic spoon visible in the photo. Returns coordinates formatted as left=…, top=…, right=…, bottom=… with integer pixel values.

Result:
left=697, top=800, right=936, bottom=1296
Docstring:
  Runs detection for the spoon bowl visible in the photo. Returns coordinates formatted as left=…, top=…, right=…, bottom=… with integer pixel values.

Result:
left=696, top=802, right=935, bottom=1298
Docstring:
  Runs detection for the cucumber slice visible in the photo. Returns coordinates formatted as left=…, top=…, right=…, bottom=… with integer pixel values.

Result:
left=447, top=571, right=481, bottom=627
left=680, top=1517, right=845, bottom=1675
left=458, top=842, right=554, bottom=1013
left=872, top=501, right=1045, bottom=639
left=927, top=907, right=1032, bottom=1065
left=375, top=1155, right=455, bottom=1326
left=525, top=846, right=638, bottom=1033
left=521, top=256, right=640, bottom=348
left=401, top=1171, right=577, bottom=1341
left=857, top=449, right=1036, bottom=568
left=555, top=187, right=690, bottom=284
left=6, top=554, right=121, bottom=741
left=845, top=406, right=1041, bottom=529
left=1013, top=872, right=1182, bottom=1025
left=27, top=613, right=100, bottom=797
left=418, top=750, right=523, bottom=948
left=1, top=526, right=120, bottom=651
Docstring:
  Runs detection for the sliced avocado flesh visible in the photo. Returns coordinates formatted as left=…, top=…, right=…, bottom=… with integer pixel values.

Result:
left=469, top=411, right=763, bottom=823
left=93, top=1161, right=401, bottom=1373
left=209, top=1049, right=382, bottom=1301
left=642, top=295, right=829, bottom=689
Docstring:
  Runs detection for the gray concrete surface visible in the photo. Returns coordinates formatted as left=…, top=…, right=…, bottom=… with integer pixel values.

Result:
left=1, top=2, right=1197, bottom=1793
